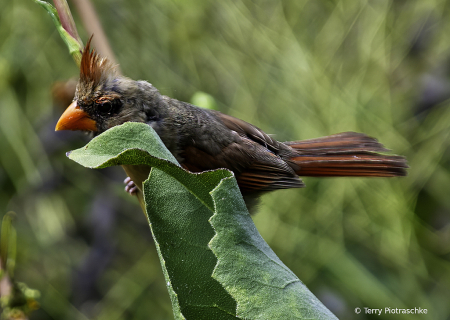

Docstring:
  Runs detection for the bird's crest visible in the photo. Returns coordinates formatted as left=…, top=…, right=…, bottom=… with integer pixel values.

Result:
left=80, top=36, right=116, bottom=88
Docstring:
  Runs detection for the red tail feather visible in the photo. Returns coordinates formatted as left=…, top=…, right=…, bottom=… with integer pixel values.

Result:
left=285, top=132, right=408, bottom=177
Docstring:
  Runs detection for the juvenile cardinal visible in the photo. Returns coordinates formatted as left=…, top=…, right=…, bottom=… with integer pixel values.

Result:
left=56, top=39, right=407, bottom=211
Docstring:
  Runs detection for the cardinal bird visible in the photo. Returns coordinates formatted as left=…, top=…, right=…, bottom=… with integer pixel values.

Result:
left=55, top=39, right=407, bottom=212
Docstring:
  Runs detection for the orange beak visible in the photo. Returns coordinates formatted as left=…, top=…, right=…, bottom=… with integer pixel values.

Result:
left=55, top=101, right=98, bottom=132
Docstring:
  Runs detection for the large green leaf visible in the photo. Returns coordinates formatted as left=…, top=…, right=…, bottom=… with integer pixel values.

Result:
left=68, top=122, right=337, bottom=320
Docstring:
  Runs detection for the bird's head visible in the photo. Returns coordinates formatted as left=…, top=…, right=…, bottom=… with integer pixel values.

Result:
left=55, top=38, right=150, bottom=134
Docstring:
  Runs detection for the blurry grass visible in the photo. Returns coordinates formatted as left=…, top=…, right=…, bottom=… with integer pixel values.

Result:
left=1, top=0, right=450, bottom=319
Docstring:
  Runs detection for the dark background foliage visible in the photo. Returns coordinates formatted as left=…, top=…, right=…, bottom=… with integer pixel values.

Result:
left=1, top=0, right=450, bottom=319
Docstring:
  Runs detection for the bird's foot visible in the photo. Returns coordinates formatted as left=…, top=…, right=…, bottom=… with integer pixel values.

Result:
left=124, top=177, right=138, bottom=195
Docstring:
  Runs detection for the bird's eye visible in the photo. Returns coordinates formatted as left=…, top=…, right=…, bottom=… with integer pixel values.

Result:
left=97, top=101, right=113, bottom=114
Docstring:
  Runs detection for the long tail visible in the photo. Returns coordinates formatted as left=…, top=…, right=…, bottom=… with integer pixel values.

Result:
left=285, top=132, right=408, bottom=177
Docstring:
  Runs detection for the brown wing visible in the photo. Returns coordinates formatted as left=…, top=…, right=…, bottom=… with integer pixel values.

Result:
left=217, top=114, right=283, bottom=155
left=212, top=113, right=304, bottom=193
left=181, top=139, right=304, bottom=193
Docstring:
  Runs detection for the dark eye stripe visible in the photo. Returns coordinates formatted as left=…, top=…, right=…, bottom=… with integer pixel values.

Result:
left=96, top=99, right=122, bottom=115
left=98, top=101, right=112, bottom=113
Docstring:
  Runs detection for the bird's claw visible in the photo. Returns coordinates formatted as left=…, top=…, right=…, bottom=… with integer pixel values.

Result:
left=124, top=176, right=138, bottom=195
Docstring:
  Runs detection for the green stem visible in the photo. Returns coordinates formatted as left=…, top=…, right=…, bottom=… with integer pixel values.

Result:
left=34, top=0, right=83, bottom=66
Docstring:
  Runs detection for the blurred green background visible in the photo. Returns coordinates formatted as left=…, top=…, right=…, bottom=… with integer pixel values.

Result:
left=1, top=0, right=450, bottom=319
